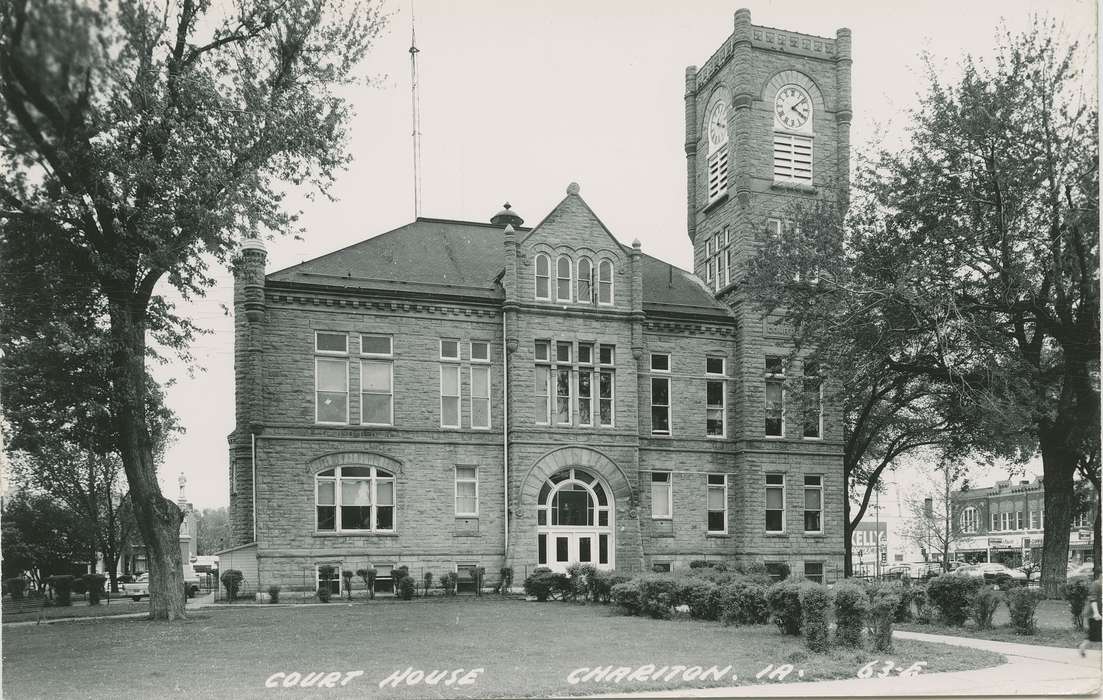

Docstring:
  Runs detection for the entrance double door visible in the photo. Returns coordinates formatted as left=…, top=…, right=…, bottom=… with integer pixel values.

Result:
left=541, top=528, right=612, bottom=573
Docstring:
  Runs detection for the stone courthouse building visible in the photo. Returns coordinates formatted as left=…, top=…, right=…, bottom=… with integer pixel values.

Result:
left=223, top=9, right=852, bottom=592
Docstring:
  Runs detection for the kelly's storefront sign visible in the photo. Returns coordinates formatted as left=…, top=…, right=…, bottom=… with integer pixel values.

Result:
left=851, top=522, right=887, bottom=549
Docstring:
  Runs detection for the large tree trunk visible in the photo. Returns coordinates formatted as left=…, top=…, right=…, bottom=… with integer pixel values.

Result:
left=109, top=300, right=185, bottom=620
left=1039, top=428, right=1078, bottom=599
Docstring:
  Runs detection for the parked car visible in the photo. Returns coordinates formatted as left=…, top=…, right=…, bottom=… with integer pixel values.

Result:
left=954, top=562, right=1027, bottom=582
left=119, top=566, right=201, bottom=601
left=1068, top=562, right=1095, bottom=579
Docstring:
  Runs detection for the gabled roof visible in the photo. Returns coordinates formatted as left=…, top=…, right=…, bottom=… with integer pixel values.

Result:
left=268, top=217, right=731, bottom=317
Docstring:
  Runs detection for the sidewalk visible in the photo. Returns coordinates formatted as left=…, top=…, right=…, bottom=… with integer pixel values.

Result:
left=3, top=591, right=215, bottom=627
left=593, top=630, right=1101, bottom=697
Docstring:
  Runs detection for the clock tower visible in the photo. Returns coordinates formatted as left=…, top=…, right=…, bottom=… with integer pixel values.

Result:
left=684, top=8, right=852, bottom=575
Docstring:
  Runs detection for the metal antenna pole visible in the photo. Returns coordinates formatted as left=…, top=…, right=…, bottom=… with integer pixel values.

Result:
left=409, top=1, right=422, bottom=218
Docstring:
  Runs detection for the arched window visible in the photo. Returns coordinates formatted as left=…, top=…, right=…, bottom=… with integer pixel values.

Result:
left=534, top=254, right=550, bottom=300
left=597, top=260, right=613, bottom=304
left=316, top=466, right=395, bottom=532
left=556, top=255, right=573, bottom=302
left=536, top=467, right=614, bottom=569
left=706, top=99, right=729, bottom=203
left=960, top=506, right=977, bottom=534
left=577, top=258, right=593, bottom=303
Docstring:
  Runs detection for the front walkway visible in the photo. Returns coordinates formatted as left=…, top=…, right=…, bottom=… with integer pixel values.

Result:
left=595, top=630, right=1101, bottom=697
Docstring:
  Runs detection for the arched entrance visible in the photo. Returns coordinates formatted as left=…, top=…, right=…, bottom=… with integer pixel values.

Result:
left=536, top=468, right=614, bottom=572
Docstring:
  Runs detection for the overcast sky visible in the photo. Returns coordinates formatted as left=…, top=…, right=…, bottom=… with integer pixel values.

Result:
left=158, top=0, right=1094, bottom=509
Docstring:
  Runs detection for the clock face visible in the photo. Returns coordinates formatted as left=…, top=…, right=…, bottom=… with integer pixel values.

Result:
left=707, top=102, right=728, bottom=150
left=774, top=85, right=811, bottom=130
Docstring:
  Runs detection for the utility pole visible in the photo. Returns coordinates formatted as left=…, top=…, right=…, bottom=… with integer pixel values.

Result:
left=875, top=488, right=882, bottom=579
left=409, top=0, right=423, bottom=218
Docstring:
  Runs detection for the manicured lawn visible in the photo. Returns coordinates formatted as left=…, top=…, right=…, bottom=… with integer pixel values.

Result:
left=898, top=598, right=1092, bottom=648
left=2, top=597, right=150, bottom=624
left=3, top=598, right=1003, bottom=698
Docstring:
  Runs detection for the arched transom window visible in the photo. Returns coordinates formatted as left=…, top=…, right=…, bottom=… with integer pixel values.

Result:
left=537, top=468, right=611, bottom=528
left=316, top=466, right=395, bottom=532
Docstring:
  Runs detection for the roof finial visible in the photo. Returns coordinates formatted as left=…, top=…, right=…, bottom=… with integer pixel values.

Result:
left=567, top=182, right=580, bottom=196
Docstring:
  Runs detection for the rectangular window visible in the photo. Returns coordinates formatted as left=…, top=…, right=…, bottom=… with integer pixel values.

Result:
left=706, top=356, right=726, bottom=437
left=578, top=369, right=593, bottom=427
left=1030, top=510, right=1040, bottom=529
left=706, top=256, right=715, bottom=285
left=651, top=472, right=672, bottom=519
left=440, top=339, right=460, bottom=361
left=599, top=370, right=615, bottom=427
left=556, top=368, right=572, bottom=425
left=440, top=364, right=460, bottom=428
left=651, top=353, right=671, bottom=435
left=766, top=473, right=785, bottom=533
left=360, top=334, right=392, bottom=356
left=802, top=362, right=822, bottom=439
left=470, top=341, right=490, bottom=362
left=991, top=512, right=999, bottom=531
left=707, top=146, right=729, bottom=202
left=316, top=356, right=349, bottom=424
left=765, top=355, right=785, bottom=437
left=534, top=365, right=550, bottom=425
left=316, top=479, right=336, bottom=530
left=773, top=133, right=813, bottom=183
left=315, top=331, right=348, bottom=354
left=360, top=360, right=393, bottom=425
left=1015, top=511, right=1023, bottom=530
left=316, top=565, right=342, bottom=595
left=804, top=475, right=823, bottom=533
left=455, top=466, right=478, bottom=516
left=470, top=365, right=490, bottom=429
left=765, top=563, right=788, bottom=582
left=1001, top=512, right=1012, bottom=531
left=804, top=561, right=824, bottom=584
left=707, top=474, right=727, bottom=534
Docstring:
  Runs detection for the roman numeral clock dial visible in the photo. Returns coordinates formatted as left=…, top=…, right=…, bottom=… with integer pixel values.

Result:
left=775, top=86, right=811, bottom=130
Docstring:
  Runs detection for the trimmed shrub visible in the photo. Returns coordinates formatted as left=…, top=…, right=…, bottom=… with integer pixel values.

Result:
left=799, top=583, right=831, bottom=653
left=46, top=575, right=75, bottom=606
left=499, top=567, right=513, bottom=594
left=869, top=588, right=900, bottom=652
left=5, top=577, right=26, bottom=600
left=766, top=580, right=803, bottom=635
left=1064, top=576, right=1091, bottom=630
left=397, top=575, right=415, bottom=600
left=356, top=568, right=377, bottom=599
left=566, top=563, right=597, bottom=601
left=913, top=587, right=936, bottom=624
left=678, top=578, right=719, bottom=620
left=317, top=565, right=336, bottom=602
left=471, top=566, right=486, bottom=597
left=220, top=569, right=244, bottom=602
left=717, top=581, right=770, bottom=626
left=267, top=585, right=281, bottom=604
left=440, top=571, right=458, bottom=596
left=684, top=567, right=739, bottom=586
left=971, top=587, right=1003, bottom=630
left=341, top=570, right=353, bottom=600
left=833, top=582, right=868, bottom=648
left=423, top=572, right=433, bottom=597
left=926, top=573, right=982, bottom=626
left=1007, top=587, right=1045, bottom=635
left=591, top=571, right=630, bottom=603
left=636, top=575, right=681, bottom=619
left=610, top=580, right=642, bottom=615
left=688, top=560, right=716, bottom=569
left=893, top=584, right=916, bottom=622
left=523, top=571, right=566, bottom=602
left=734, top=560, right=780, bottom=586
left=82, top=574, right=107, bottom=605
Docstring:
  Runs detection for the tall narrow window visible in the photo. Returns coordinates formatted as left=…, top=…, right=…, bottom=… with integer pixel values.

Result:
left=705, top=236, right=715, bottom=286
left=440, top=340, right=461, bottom=428
left=707, top=474, right=727, bottom=533
left=470, top=365, right=490, bottom=429
left=804, top=475, right=823, bottom=533
left=650, top=353, right=671, bottom=435
left=535, top=254, right=550, bottom=300
left=765, top=355, right=785, bottom=437
left=706, top=100, right=729, bottom=203
left=991, top=512, right=999, bottom=531
left=720, top=226, right=730, bottom=287
left=534, top=340, right=550, bottom=425
left=765, top=474, right=785, bottom=533
left=577, top=258, right=593, bottom=304
left=1029, top=510, right=1039, bottom=530
left=599, top=344, right=615, bottom=427
left=315, top=331, right=348, bottom=424
left=577, top=343, right=593, bottom=427
left=556, top=256, right=573, bottom=302
left=598, top=260, right=613, bottom=304
left=802, top=361, right=822, bottom=439
left=360, top=361, right=392, bottom=425
left=651, top=472, right=672, bottom=519
left=455, top=466, right=478, bottom=516
left=555, top=341, right=572, bottom=425
left=706, top=356, right=726, bottom=437
left=961, top=507, right=978, bottom=533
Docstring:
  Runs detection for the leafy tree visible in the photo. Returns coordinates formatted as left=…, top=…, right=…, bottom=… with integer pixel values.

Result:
left=0, top=0, right=387, bottom=619
left=1, top=490, right=89, bottom=587
left=195, top=507, right=231, bottom=555
left=867, top=24, right=1098, bottom=596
